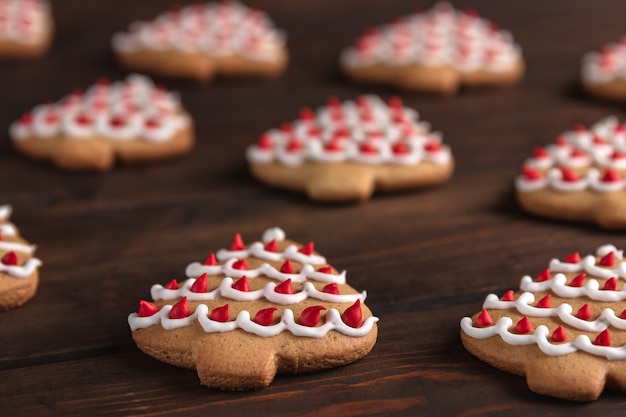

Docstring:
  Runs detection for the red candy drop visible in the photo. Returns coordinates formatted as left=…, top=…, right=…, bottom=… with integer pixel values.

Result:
left=299, top=107, right=315, bottom=121
left=500, top=290, right=515, bottom=301
left=230, top=233, right=244, bottom=251
left=209, top=304, right=229, bottom=322
left=138, top=300, right=158, bottom=317
left=620, top=309, right=626, bottom=320
left=322, top=283, right=340, bottom=294
left=533, top=146, right=549, bottom=158
left=424, top=141, right=442, bottom=153
left=570, top=148, right=586, bottom=158
left=342, top=299, right=363, bottom=328
left=257, top=133, right=273, bottom=150
left=231, top=276, right=250, bottom=292
left=1, top=251, right=18, bottom=266
left=275, top=279, right=294, bottom=294
left=317, top=266, right=332, bottom=274
left=476, top=309, right=493, bottom=327
left=573, top=123, right=587, bottom=133
left=564, top=252, right=581, bottom=263
left=264, top=239, right=278, bottom=253
left=536, top=294, right=551, bottom=308
left=536, top=269, right=551, bottom=282
left=522, top=165, right=543, bottom=181
left=551, top=325, right=567, bottom=343
left=203, top=253, right=218, bottom=266
left=387, top=96, right=403, bottom=109
left=280, top=259, right=294, bottom=274
left=232, top=259, right=248, bottom=270
left=604, top=277, right=617, bottom=291
left=299, top=242, right=314, bottom=255
left=360, top=141, right=378, bottom=154
left=163, top=279, right=179, bottom=290
left=19, top=112, right=33, bottom=125
left=254, top=307, right=278, bottom=326
left=299, top=305, right=327, bottom=327
left=602, top=169, right=622, bottom=183
left=515, top=317, right=533, bottom=334
left=286, top=137, right=303, bottom=153
left=569, top=273, right=586, bottom=287
left=576, top=303, right=591, bottom=320
left=559, top=167, right=579, bottom=182
left=392, top=141, right=409, bottom=155
left=169, top=297, right=190, bottom=319
left=190, top=273, right=208, bottom=293
left=594, top=329, right=611, bottom=346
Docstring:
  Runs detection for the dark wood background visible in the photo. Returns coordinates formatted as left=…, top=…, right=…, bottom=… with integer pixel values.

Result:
left=2, top=0, right=626, bottom=415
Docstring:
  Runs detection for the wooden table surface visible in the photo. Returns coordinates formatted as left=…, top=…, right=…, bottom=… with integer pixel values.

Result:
left=2, top=0, right=626, bottom=415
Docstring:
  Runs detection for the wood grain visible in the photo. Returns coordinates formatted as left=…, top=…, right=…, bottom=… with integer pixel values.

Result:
left=2, top=0, right=626, bottom=415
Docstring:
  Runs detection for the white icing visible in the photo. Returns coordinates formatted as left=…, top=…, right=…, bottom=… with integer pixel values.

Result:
left=340, top=1, right=521, bottom=74
left=246, top=95, right=451, bottom=167
left=112, top=1, right=286, bottom=62
left=0, top=204, right=41, bottom=279
left=9, top=74, right=189, bottom=143
left=0, top=0, right=50, bottom=45
left=1, top=257, right=41, bottom=278
left=516, top=116, right=626, bottom=193
left=582, top=38, right=626, bottom=86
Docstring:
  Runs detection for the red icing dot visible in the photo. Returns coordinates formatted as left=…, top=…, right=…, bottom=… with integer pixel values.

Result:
left=45, top=111, right=59, bottom=124
left=570, top=148, right=586, bottom=158
left=230, top=233, right=244, bottom=251
left=327, top=96, right=341, bottom=109
left=533, top=146, right=549, bottom=159
left=599, top=251, right=615, bottom=267
left=190, top=273, right=208, bottom=293
left=392, top=141, right=410, bottom=155
left=515, top=317, right=533, bottom=334
left=257, top=133, right=273, bottom=150
left=602, top=169, right=622, bottom=183
left=96, top=77, right=111, bottom=87
left=360, top=141, right=378, bottom=155
left=576, top=303, right=591, bottom=320
left=594, top=329, right=611, bottom=346
left=275, top=279, right=294, bottom=294
left=254, top=307, right=278, bottom=326
left=280, top=123, right=293, bottom=134
left=324, top=138, right=343, bottom=152
left=522, top=166, right=543, bottom=181
left=573, top=123, right=587, bottom=133
left=500, top=290, right=515, bottom=301
left=551, top=325, right=567, bottom=343
left=387, top=96, right=403, bottom=110
left=603, top=277, right=617, bottom=291
left=75, top=113, right=92, bottom=126
left=555, top=135, right=569, bottom=147
left=110, top=116, right=127, bottom=128
left=424, top=141, right=442, bottom=153
left=299, top=107, right=315, bottom=121
left=299, top=305, right=326, bottom=327
left=536, top=294, right=551, bottom=308
left=231, top=276, right=250, bottom=292
left=612, top=150, right=626, bottom=160
left=203, top=253, right=218, bottom=266
left=286, top=137, right=303, bottom=153
left=264, top=239, right=278, bottom=253
left=169, top=296, right=190, bottom=319
left=317, top=266, right=332, bottom=274
left=570, top=273, right=586, bottom=287
left=476, top=309, right=493, bottom=327
left=564, top=252, right=581, bottom=264
left=559, top=166, right=579, bottom=183
left=322, top=283, right=340, bottom=295
left=138, top=300, right=159, bottom=317
left=298, top=242, right=314, bottom=256
left=593, top=135, right=607, bottom=145
left=1, top=251, right=18, bottom=266
left=536, top=269, right=551, bottom=282
left=280, top=259, right=294, bottom=274
left=232, top=259, right=248, bottom=270
left=145, top=118, right=160, bottom=129
left=209, top=304, right=229, bottom=322
left=307, top=126, right=321, bottom=138
left=163, top=279, right=179, bottom=290
left=342, top=299, right=363, bottom=328
left=19, top=112, right=34, bottom=125
left=615, top=123, right=626, bottom=134
left=620, top=309, right=626, bottom=320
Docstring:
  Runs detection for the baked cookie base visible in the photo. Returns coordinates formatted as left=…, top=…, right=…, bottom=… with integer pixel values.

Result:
left=0, top=24, right=54, bottom=59
left=516, top=189, right=626, bottom=229
left=249, top=160, right=455, bottom=202
left=342, top=59, right=524, bottom=95
left=116, top=47, right=289, bottom=82
left=12, top=121, right=195, bottom=172
left=582, top=79, right=626, bottom=103
left=0, top=271, right=38, bottom=311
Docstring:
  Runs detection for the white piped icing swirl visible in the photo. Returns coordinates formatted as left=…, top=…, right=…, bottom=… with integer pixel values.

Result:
left=516, top=116, right=626, bottom=193
left=0, top=204, right=42, bottom=279
left=582, top=37, right=626, bottom=86
left=0, top=0, right=50, bottom=45
left=112, top=1, right=286, bottom=62
left=461, top=244, right=626, bottom=358
left=9, top=74, right=190, bottom=143
left=340, top=1, right=521, bottom=73
left=246, top=95, right=451, bottom=167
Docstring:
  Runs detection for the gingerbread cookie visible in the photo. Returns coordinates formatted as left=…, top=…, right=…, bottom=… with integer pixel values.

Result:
left=581, top=37, right=626, bottom=102
left=0, top=0, right=53, bottom=59
left=340, top=2, right=524, bottom=95
left=112, top=1, right=288, bottom=82
left=461, top=244, right=626, bottom=401
left=128, top=227, right=378, bottom=390
left=9, top=74, right=194, bottom=171
left=0, top=205, right=42, bottom=311
left=516, top=116, right=626, bottom=229
left=246, top=95, right=454, bottom=202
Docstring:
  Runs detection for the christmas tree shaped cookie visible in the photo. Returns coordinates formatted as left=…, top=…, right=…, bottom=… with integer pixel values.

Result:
left=0, top=205, right=42, bottom=311
left=0, top=0, right=54, bottom=59
left=246, top=95, right=454, bottom=202
left=516, top=116, right=626, bottom=229
left=112, top=1, right=288, bottom=82
left=461, top=245, right=626, bottom=401
left=340, top=2, right=524, bottom=95
left=9, top=74, right=194, bottom=171
left=128, top=227, right=379, bottom=390
left=581, top=37, right=626, bottom=103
